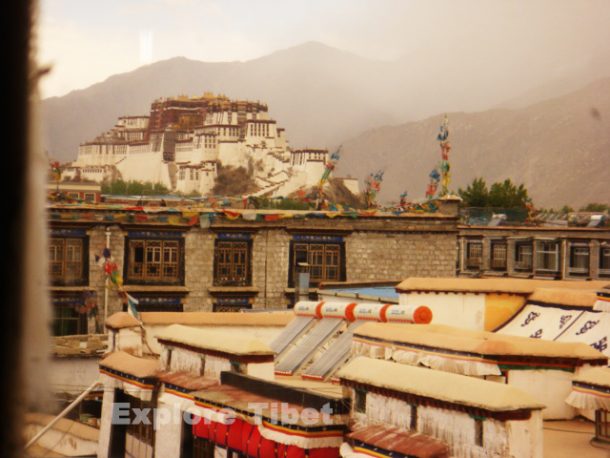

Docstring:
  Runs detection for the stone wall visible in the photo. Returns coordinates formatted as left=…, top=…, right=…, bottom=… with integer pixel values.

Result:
left=346, top=232, right=456, bottom=281
left=51, top=208, right=460, bottom=320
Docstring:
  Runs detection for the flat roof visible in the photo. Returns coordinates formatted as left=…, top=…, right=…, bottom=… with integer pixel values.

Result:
left=396, top=277, right=610, bottom=295
left=354, top=323, right=606, bottom=362
left=337, top=357, right=544, bottom=412
left=141, top=311, right=292, bottom=327
left=156, top=324, right=274, bottom=356
left=528, top=287, right=599, bottom=308
left=99, top=351, right=159, bottom=379
left=106, top=312, right=140, bottom=329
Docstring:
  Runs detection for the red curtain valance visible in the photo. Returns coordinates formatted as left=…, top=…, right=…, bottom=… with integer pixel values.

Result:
left=192, top=416, right=339, bottom=458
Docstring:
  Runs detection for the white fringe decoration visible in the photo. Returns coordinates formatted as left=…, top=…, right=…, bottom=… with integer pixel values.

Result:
left=565, top=390, right=610, bottom=410
left=258, top=423, right=343, bottom=449
left=353, top=341, right=501, bottom=376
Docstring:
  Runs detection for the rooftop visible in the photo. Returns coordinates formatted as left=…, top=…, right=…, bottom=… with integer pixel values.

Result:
left=528, top=287, right=600, bottom=308
left=354, top=323, right=606, bottom=363
left=337, top=357, right=544, bottom=412
left=99, top=351, right=159, bottom=379
left=396, top=277, right=609, bottom=295
left=156, top=324, right=274, bottom=356
left=140, top=311, right=292, bottom=327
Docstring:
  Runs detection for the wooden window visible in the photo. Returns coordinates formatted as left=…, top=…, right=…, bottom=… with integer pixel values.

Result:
left=213, top=240, right=251, bottom=286
left=514, top=242, right=533, bottom=272
left=465, top=240, right=483, bottom=270
left=292, top=242, right=342, bottom=285
left=569, top=243, right=589, bottom=276
left=193, top=437, right=215, bottom=458
left=126, top=238, right=182, bottom=285
left=354, top=388, right=366, bottom=413
left=474, top=419, right=484, bottom=446
left=599, top=246, right=610, bottom=277
left=535, top=240, right=560, bottom=273
left=596, top=409, right=610, bottom=442
left=490, top=241, right=507, bottom=271
left=84, top=193, right=95, bottom=202
left=49, top=237, right=86, bottom=285
left=53, top=303, right=87, bottom=336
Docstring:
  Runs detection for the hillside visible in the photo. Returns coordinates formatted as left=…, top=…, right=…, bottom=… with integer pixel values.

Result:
left=41, top=41, right=610, bottom=162
left=336, top=78, right=610, bottom=208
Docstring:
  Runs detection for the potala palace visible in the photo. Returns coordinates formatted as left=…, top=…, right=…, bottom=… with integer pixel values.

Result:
left=63, top=93, right=358, bottom=197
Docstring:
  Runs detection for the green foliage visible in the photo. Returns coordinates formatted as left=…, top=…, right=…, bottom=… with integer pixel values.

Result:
left=579, top=203, right=609, bottom=212
left=458, top=178, right=531, bottom=209
left=458, top=178, right=488, bottom=207
left=101, top=179, right=169, bottom=195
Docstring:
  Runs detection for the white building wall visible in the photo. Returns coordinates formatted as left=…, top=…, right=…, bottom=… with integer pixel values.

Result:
left=97, top=375, right=116, bottom=458
left=350, top=389, right=542, bottom=458
left=507, top=410, right=543, bottom=458
left=154, top=401, right=184, bottom=458
left=507, top=369, right=575, bottom=419
left=400, top=292, right=486, bottom=330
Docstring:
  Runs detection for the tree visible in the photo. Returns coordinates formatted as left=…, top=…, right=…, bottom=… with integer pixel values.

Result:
left=458, top=178, right=489, bottom=207
left=580, top=203, right=609, bottom=212
left=488, top=179, right=530, bottom=208
left=458, top=178, right=531, bottom=208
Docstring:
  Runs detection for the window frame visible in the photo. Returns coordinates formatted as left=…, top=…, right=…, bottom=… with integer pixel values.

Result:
left=124, top=233, right=184, bottom=286
left=465, top=239, right=483, bottom=271
left=568, top=242, right=590, bottom=276
left=213, top=234, right=252, bottom=287
left=49, top=234, right=88, bottom=286
left=514, top=241, right=533, bottom=272
left=600, top=245, right=610, bottom=277
left=489, top=240, right=507, bottom=271
left=288, top=235, right=345, bottom=287
left=535, top=240, right=560, bottom=274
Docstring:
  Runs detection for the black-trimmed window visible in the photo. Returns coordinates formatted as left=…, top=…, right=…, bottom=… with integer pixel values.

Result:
left=596, top=409, right=610, bottom=443
left=354, top=387, right=367, bottom=413
left=568, top=242, right=589, bottom=276
left=125, top=231, right=184, bottom=285
left=514, top=241, right=533, bottom=272
left=535, top=240, right=560, bottom=274
left=213, top=233, right=252, bottom=287
left=600, top=246, right=610, bottom=277
left=465, top=240, right=483, bottom=270
left=49, top=229, right=88, bottom=286
left=52, top=296, right=88, bottom=336
left=289, top=234, right=345, bottom=286
left=490, top=240, right=507, bottom=271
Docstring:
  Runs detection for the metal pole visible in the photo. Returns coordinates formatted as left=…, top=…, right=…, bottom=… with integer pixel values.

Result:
left=104, top=227, right=111, bottom=324
left=24, top=380, right=102, bottom=450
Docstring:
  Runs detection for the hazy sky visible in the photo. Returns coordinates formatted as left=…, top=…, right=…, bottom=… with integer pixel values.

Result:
left=38, top=0, right=610, bottom=98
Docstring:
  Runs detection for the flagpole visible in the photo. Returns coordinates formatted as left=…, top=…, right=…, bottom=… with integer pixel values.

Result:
left=104, top=227, right=110, bottom=324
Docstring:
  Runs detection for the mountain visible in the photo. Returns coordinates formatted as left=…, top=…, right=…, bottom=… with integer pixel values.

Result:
left=41, top=41, right=610, bottom=162
left=336, top=78, right=610, bottom=208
